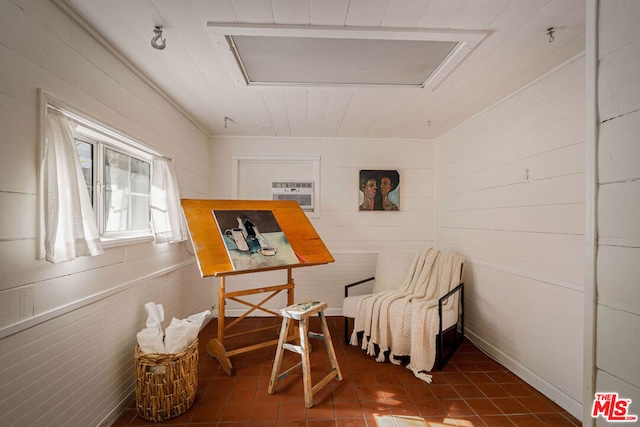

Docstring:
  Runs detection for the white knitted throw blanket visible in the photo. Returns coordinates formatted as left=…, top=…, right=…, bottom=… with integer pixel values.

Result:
left=350, top=248, right=464, bottom=383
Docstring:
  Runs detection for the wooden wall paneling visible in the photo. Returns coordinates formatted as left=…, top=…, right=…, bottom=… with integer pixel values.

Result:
left=595, top=1, right=640, bottom=406
left=0, top=240, right=126, bottom=293
left=380, top=0, right=430, bottom=28
left=271, top=0, right=310, bottom=24
left=261, top=90, right=291, bottom=136
left=595, top=370, right=640, bottom=422
left=439, top=173, right=585, bottom=212
left=438, top=203, right=585, bottom=235
left=309, top=0, right=350, bottom=26
left=343, top=0, right=389, bottom=27
left=597, top=39, right=640, bottom=120
left=597, top=246, right=640, bottom=316
left=596, top=305, right=640, bottom=388
left=0, top=2, right=210, bottom=425
left=0, top=286, right=34, bottom=327
left=435, top=56, right=585, bottom=418
left=32, top=248, right=193, bottom=316
left=322, top=92, right=353, bottom=137
left=0, top=193, right=35, bottom=240
left=598, top=110, right=640, bottom=184
left=597, top=0, right=640, bottom=58
left=230, top=0, right=274, bottom=24
left=438, top=227, right=584, bottom=285
left=284, top=89, right=310, bottom=136
left=597, top=180, right=640, bottom=244
left=464, top=265, right=584, bottom=403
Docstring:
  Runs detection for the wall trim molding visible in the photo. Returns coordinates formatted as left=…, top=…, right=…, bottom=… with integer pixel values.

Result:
left=466, top=329, right=583, bottom=421
left=0, top=258, right=196, bottom=340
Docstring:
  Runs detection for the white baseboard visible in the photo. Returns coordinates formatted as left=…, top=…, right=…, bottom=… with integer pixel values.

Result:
left=465, top=329, right=583, bottom=422
left=99, top=390, right=134, bottom=427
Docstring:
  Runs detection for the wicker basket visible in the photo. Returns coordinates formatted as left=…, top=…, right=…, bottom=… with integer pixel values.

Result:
left=135, top=338, right=199, bottom=422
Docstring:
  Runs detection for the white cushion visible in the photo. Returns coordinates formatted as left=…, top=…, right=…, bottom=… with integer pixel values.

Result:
left=343, top=251, right=415, bottom=319
left=342, top=294, right=364, bottom=319
left=372, top=250, right=415, bottom=293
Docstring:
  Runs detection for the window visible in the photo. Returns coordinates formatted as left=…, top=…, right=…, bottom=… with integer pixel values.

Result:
left=39, top=90, right=188, bottom=263
left=74, top=126, right=153, bottom=241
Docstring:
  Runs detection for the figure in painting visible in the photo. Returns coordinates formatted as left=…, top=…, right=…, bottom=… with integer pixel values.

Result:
left=359, top=173, right=378, bottom=211
left=380, top=174, right=399, bottom=211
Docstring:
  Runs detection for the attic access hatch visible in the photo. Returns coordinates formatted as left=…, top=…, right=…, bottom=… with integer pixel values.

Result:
left=207, top=24, right=486, bottom=89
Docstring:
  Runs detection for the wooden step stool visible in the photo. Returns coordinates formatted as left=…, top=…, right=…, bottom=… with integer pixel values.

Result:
left=268, top=300, right=342, bottom=408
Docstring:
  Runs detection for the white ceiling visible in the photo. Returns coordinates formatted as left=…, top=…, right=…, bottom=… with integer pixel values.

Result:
left=61, top=0, right=585, bottom=139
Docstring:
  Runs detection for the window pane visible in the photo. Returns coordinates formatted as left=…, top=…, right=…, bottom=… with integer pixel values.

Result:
left=104, top=148, right=150, bottom=233
left=130, top=156, right=150, bottom=193
left=75, top=139, right=93, bottom=204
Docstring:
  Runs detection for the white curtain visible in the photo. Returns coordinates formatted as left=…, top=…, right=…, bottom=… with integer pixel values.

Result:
left=42, top=109, right=104, bottom=263
left=150, top=156, right=188, bottom=243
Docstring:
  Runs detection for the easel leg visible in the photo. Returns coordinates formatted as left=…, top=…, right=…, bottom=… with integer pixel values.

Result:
left=207, top=338, right=233, bottom=376
left=210, top=276, right=234, bottom=375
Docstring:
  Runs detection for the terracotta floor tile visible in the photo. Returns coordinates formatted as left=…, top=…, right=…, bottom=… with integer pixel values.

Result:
left=278, top=402, right=308, bottom=421
left=508, top=414, right=546, bottom=426
left=452, top=384, right=485, bottom=399
left=476, top=382, right=511, bottom=399
left=219, top=403, right=252, bottom=422
left=428, top=384, right=459, bottom=400
left=248, top=422, right=278, bottom=427
left=464, top=398, right=503, bottom=416
left=413, top=399, right=448, bottom=418
left=479, top=414, right=516, bottom=426
left=355, top=385, right=386, bottom=402
left=111, top=317, right=581, bottom=427
left=251, top=402, right=280, bottom=422
left=188, top=402, right=225, bottom=423
left=308, top=419, right=337, bottom=427
left=493, top=397, right=531, bottom=415
left=388, top=400, right=420, bottom=417
left=464, top=372, right=495, bottom=384
left=333, top=400, right=364, bottom=419
left=501, top=382, right=537, bottom=398
left=332, top=385, right=359, bottom=401
left=536, top=412, right=581, bottom=426
left=440, top=398, right=475, bottom=417
left=516, top=396, right=557, bottom=413
left=336, top=418, right=367, bottom=427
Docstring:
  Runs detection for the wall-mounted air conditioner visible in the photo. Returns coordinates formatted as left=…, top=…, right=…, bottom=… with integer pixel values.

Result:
left=272, top=181, right=314, bottom=212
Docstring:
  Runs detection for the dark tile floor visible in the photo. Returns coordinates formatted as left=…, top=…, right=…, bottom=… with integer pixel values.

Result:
left=113, top=316, right=580, bottom=426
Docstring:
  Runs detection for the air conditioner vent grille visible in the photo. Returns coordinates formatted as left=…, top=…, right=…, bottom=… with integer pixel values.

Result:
left=271, top=181, right=314, bottom=212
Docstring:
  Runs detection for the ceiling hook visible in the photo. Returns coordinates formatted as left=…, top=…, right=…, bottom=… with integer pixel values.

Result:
left=547, top=27, right=555, bottom=43
left=151, top=26, right=166, bottom=50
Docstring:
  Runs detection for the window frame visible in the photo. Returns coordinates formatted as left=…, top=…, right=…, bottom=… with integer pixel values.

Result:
left=38, top=90, right=166, bottom=251
left=74, top=131, right=154, bottom=242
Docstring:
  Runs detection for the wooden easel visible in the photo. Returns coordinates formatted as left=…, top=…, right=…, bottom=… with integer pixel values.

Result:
left=181, top=199, right=334, bottom=376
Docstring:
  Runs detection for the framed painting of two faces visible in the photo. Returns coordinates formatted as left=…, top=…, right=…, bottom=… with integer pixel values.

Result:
left=359, top=169, right=400, bottom=211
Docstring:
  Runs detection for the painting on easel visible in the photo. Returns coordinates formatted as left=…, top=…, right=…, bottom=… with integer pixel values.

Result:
left=212, top=209, right=300, bottom=271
